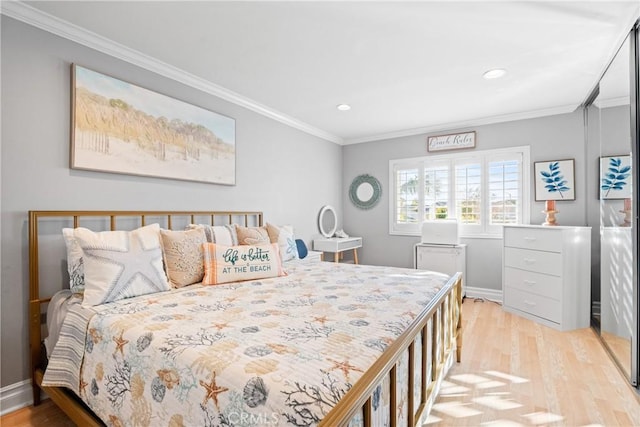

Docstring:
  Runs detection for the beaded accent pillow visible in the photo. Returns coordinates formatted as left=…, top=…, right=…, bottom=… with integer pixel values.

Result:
left=160, top=228, right=206, bottom=288
left=234, top=224, right=270, bottom=246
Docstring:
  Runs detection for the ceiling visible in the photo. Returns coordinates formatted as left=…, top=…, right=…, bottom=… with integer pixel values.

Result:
left=6, top=1, right=640, bottom=144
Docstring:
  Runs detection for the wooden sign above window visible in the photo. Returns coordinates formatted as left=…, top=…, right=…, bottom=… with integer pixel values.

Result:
left=427, top=131, right=476, bottom=152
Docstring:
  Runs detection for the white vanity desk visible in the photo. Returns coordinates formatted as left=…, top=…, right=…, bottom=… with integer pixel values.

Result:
left=313, top=205, right=362, bottom=263
left=313, top=237, right=362, bottom=264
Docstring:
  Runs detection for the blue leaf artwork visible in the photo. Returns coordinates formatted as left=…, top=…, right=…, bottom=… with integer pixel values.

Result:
left=601, top=157, right=630, bottom=198
left=540, top=162, right=571, bottom=198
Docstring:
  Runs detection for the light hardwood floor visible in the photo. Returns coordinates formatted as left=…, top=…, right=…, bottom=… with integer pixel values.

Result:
left=2, top=299, right=639, bottom=426
left=602, top=331, right=632, bottom=380
left=428, top=299, right=640, bottom=426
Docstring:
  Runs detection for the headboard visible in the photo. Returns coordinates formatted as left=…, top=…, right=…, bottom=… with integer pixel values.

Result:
left=27, top=209, right=262, bottom=407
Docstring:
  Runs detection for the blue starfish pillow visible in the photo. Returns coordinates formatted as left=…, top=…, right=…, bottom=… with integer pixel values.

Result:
left=73, top=223, right=170, bottom=306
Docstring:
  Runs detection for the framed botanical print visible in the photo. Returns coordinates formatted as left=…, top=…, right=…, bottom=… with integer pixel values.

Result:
left=534, top=159, right=576, bottom=201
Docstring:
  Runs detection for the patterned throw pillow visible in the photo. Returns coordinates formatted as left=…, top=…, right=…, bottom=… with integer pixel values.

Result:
left=74, top=223, right=170, bottom=306
left=202, top=243, right=286, bottom=285
left=235, top=224, right=270, bottom=245
left=62, top=228, right=86, bottom=295
left=265, top=223, right=299, bottom=262
left=63, top=227, right=133, bottom=295
left=160, top=228, right=206, bottom=288
left=187, top=224, right=238, bottom=246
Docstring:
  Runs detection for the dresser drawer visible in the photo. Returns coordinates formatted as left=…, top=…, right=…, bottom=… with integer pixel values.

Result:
left=504, top=267, right=561, bottom=300
left=338, top=237, right=362, bottom=250
left=504, top=227, right=561, bottom=253
left=504, top=247, right=562, bottom=276
left=504, top=287, right=561, bottom=323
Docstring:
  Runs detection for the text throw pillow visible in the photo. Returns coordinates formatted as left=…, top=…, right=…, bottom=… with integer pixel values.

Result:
left=202, top=243, right=285, bottom=285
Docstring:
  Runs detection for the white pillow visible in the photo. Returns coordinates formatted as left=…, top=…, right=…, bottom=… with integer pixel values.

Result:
left=265, top=223, right=299, bottom=262
left=187, top=224, right=238, bottom=246
left=74, top=223, right=170, bottom=306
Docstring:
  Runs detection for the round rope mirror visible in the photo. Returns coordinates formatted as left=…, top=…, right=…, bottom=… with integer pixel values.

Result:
left=349, top=174, right=382, bottom=210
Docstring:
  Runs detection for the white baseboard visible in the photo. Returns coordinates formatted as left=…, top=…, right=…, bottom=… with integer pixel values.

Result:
left=0, top=379, right=33, bottom=416
left=465, top=286, right=502, bottom=303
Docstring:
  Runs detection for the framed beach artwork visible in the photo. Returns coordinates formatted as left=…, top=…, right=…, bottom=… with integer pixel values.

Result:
left=534, top=159, right=576, bottom=201
left=600, top=155, right=631, bottom=199
left=71, top=64, right=236, bottom=185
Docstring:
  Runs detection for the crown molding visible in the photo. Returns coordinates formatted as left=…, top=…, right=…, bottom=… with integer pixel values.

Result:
left=0, top=1, right=344, bottom=145
left=595, top=96, right=630, bottom=109
left=343, top=104, right=579, bottom=145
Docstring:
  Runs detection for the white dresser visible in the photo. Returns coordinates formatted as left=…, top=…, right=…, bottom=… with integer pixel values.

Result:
left=415, top=244, right=466, bottom=296
left=502, top=225, right=591, bottom=331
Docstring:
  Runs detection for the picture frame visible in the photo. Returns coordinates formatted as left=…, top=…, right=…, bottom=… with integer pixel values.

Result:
left=71, top=64, right=236, bottom=185
left=534, top=159, right=576, bottom=201
left=599, top=155, right=631, bottom=200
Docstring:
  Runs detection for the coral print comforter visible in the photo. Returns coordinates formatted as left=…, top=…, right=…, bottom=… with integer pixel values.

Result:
left=43, top=261, right=451, bottom=426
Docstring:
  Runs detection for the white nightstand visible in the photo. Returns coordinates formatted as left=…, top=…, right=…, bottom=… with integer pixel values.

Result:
left=313, top=237, right=362, bottom=264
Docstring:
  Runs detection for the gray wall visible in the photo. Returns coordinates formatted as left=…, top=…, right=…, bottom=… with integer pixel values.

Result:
left=0, top=17, right=342, bottom=387
left=343, top=110, right=588, bottom=292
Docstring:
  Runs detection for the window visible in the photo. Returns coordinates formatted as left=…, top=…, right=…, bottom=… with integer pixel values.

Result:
left=390, top=146, right=530, bottom=237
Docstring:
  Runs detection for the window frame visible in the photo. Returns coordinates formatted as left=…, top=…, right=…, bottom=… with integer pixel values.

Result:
left=389, top=145, right=531, bottom=238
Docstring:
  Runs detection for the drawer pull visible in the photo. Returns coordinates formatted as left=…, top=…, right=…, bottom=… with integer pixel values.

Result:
left=523, top=237, right=537, bottom=242
left=524, top=300, right=536, bottom=307
left=523, top=258, right=536, bottom=264
left=523, top=280, right=536, bottom=286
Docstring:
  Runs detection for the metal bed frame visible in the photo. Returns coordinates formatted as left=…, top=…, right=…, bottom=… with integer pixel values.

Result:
left=28, top=210, right=462, bottom=426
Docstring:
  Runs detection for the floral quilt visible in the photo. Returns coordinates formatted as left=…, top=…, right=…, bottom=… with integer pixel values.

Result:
left=44, top=261, right=451, bottom=426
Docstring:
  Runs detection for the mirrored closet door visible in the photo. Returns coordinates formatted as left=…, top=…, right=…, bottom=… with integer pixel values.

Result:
left=587, top=22, right=639, bottom=387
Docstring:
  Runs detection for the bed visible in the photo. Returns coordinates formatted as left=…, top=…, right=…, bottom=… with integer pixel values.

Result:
left=28, top=210, right=462, bottom=426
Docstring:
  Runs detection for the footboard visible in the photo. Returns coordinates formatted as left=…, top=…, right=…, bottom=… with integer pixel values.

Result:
left=321, top=273, right=462, bottom=426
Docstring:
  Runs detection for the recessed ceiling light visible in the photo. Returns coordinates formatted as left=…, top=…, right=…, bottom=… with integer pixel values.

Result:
left=337, top=104, right=351, bottom=111
left=483, top=69, right=507, bottom=79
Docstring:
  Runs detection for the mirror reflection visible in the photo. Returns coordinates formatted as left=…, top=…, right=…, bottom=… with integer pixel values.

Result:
left=589, top=35, right=633, bottom=379
left=356, top=182, right=375, bottom=202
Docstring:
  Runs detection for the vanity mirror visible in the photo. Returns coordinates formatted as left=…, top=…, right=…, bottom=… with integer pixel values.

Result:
left=318, top=205, right=337, bottom=238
